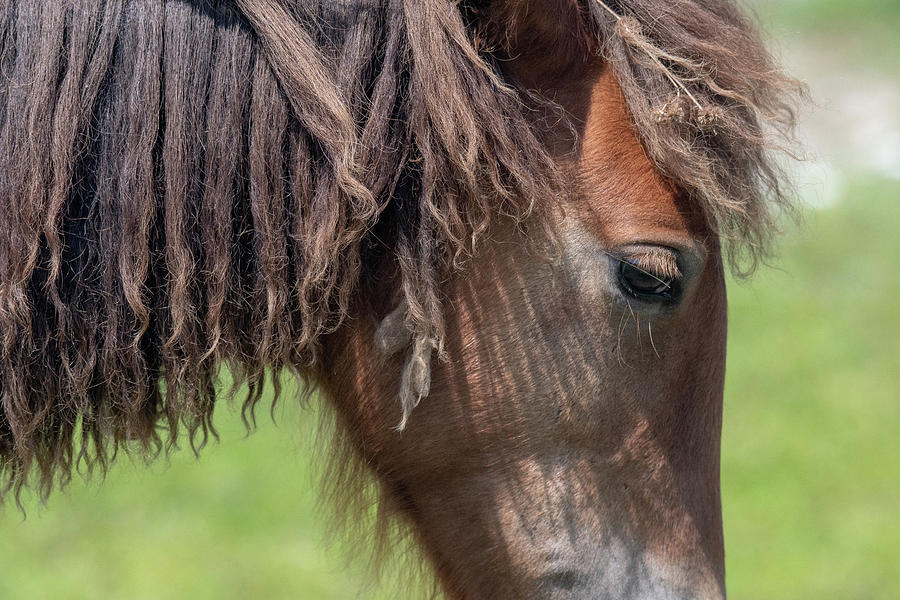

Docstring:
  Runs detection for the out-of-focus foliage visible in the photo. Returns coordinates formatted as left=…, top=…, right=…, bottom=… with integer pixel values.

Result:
left=723, top=4, right=900, bottom=597
left=0, top=394, right=392, bottom=600
left=756, top=0, right=900, bottom=29
left=723, top=178, right=900, bottom=600
left=754, top=0, right=900, bottom=71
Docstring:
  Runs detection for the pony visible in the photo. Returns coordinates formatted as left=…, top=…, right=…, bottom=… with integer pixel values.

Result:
left=0, top=0, right=800, bottom=597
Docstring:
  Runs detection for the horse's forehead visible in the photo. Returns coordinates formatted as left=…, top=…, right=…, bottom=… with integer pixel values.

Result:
left=565, top=65, right=707, bottom=247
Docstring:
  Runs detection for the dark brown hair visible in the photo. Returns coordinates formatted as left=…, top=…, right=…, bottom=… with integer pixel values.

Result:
left=0, top=0, right=799, bottom=501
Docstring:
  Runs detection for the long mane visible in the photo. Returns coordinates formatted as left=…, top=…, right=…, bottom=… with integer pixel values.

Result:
left=0, top=0, right=799, bottom=500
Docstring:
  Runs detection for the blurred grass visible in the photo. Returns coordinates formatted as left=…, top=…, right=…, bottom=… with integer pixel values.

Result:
left=751, top=0, right=900, bottom=71
left=0, top=395, right=388, bottom=600
left=753, top=0, right=900, bottom=30
left=723, top=177, right=900, bottom=599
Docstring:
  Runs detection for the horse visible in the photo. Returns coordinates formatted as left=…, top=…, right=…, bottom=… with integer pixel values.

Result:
left=0, top=0, right=800, bottom=597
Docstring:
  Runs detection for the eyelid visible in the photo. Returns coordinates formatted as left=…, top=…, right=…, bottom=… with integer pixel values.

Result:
left=616, top=247, right=681, bottom=281
left=619, top=259, right=676, bottom=291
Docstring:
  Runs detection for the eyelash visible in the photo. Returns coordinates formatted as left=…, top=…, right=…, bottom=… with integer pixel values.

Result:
left=612, top=254, right=681, bottom=305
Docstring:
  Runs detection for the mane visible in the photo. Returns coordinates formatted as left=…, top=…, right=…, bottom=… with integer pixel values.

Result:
left=588, top=0, right=804, bottom=270
left=0, top=0, right=800, bottom=503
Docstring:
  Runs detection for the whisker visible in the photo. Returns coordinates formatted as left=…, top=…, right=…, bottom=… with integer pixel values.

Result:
left=648, top=321, right=661, bottom=359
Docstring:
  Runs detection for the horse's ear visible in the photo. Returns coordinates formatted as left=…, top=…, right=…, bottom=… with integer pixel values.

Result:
left=467, top=0, right=595, bottom=83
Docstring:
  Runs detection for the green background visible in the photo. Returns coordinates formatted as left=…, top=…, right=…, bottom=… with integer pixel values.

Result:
left=2, top=2, right=898, bottom=598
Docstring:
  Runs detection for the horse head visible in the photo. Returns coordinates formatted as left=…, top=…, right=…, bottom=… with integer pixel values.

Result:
left=0, top=1, right=800, bottom=598
left=325, top=6, right=728, bottom=598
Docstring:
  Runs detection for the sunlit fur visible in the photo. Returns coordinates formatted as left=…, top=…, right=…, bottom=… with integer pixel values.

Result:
left=0, top=3, right=799, bottom=583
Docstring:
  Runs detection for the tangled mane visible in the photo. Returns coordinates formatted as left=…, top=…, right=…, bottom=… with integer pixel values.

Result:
left=0, top=0, right=800, bottom=501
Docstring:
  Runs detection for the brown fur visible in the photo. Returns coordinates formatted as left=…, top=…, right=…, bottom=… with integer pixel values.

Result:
left=1, top=1, right=800, bottom=596
left=324, top=62, right=730, bottom=597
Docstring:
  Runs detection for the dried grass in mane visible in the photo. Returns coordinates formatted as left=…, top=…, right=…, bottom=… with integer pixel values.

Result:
left=0, top=0, right=801, bottom=503
left=586, top=0, right=804, bottom=270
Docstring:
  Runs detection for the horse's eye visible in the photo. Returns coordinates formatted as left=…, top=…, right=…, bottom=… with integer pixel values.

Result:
left=617, top=258, right=677, bottom=301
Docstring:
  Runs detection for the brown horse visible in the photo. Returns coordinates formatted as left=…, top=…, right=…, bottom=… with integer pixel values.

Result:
left=0, top=1, right=800, bottom=597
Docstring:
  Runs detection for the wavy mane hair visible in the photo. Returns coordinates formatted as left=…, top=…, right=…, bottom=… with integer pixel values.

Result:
left=0, top=0, right=800, bottom=502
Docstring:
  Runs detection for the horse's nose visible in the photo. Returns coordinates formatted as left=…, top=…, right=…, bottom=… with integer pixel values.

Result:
left=537, top=569, right=590, bottom=594
left=535, top=566, right=725, bottom=600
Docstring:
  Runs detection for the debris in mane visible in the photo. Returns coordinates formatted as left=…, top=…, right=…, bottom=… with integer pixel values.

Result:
left=0, top=0, right=800, bottom=502
left=587, top=0, right=804, bottom=270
